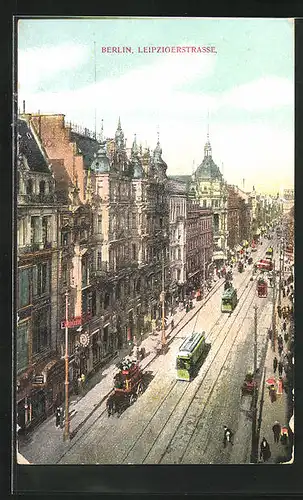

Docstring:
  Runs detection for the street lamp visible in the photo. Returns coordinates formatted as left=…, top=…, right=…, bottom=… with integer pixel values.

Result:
left=161, top=248, right=167, bottom=352
left=251, top=304, right=258, bottom=463
left=64, top=289, right=70, bottom=441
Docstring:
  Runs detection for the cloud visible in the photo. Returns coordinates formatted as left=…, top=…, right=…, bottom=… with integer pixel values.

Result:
left=220, top=76, right=294, bottom=111
left=18, top=43, right=89, bottom=92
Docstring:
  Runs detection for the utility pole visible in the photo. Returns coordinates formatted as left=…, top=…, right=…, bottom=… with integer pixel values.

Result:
left=251, top=304, right=258, bottom=463
left=161, top=248, right=166, bottom=352
left=272, top=260, right=276, bottom=352
left=278, top=238, right=282, bottom=307
left=64, top=290, right=70, bottom=441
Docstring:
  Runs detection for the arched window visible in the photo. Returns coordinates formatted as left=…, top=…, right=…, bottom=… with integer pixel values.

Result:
left=26, top=179, right=33, bottom=194
left=39, top=180, right=45, bottom=195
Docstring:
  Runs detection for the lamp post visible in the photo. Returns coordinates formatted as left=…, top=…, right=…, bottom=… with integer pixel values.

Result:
left=251, top=304, right=258, bottom=463
left=161, top=248, right=166, bottom=352
left=272, top=260, right=276, bottom=352
left=64, top=289, right=70, bottom=441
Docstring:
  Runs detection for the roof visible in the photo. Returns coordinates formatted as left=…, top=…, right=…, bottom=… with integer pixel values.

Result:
left=178, top=331, right=205, bottom=355
left=196, top=156, right=223, bottom=181
left=222, top=287, right=236, bottom=298
left=18, top=118, right=50, bottom=173
left=167, top=179, right=187, bottom=195
left=70, top=131, right=99, bottom=169
left=169, top=175, right=191, bottom=184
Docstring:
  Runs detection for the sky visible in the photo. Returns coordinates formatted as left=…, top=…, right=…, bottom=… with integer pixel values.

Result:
left=17, top=17, right=294, bottom=194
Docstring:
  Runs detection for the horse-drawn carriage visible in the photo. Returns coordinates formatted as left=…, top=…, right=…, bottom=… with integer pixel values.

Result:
left=106, top=360, right=145, bottom=417
left=257, top=277, right=268, bottom=298
left=238, top=261, right=244, bottom=273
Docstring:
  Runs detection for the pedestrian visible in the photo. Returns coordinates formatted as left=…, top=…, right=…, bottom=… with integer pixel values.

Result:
left=55, top=406, right=61, bottom=428
left=278, top=334, right=283, bottom=346
left=273, top=356, right=278, bottom=374
left=260, top=437, right=271, bottom=462
left=282, top=287, right=286, bottom=298
left=280, top=426, right=289, bottom=445
left=278, top=360, right=283, bottom=377
left=59, top=406, right=64, bottom=429
left=277, top=305, right=282, bottom=319
left=278, top=344, right=283, bottom=357
left=223, top=425, right=233, bottom=448
left=284, top=331, right=289, bottom=343
left=282, top=320, right=287, bottom=332
left=282, top=308, right=287, bottom=320
left=272, top=421, right=281, bottom=443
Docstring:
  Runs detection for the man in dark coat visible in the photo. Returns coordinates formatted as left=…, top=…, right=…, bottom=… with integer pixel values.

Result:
left=273, top=356, right=278, bottom=374
left=260, top=437, right=271, bottom=462
left=272, top=421, right=281, bottom=443
left=55, top=407, right=61, bottom=428
left=278, top=360, right=283, bottom=377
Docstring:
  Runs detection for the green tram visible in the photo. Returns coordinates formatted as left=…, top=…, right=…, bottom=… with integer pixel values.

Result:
left=221, top=286, right=238, bottom=313
left=266, top=246, right=273, bottom=260
left=176, top=331, right=206, bottom=381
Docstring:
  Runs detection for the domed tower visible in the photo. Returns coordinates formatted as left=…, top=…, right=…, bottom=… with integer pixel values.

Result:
left=131, top=134, right=144, bottom=179
left=152, top=131, right=167, bottom=181
left=90, top=119, right=110, bottom=174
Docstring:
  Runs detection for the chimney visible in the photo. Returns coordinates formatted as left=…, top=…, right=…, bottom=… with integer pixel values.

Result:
left=23, top=100, right=25, bottom=114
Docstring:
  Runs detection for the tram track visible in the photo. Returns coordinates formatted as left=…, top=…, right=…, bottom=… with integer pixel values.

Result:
left=58, top=241, right=276, bottom=464
left=154, top=274, right=268, bottom=464
left=121, top=255, right=267, bottom=464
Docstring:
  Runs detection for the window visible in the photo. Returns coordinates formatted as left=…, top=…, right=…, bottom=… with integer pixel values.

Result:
left=32, top=306, right=50, bottom=353
left=97, top=215, right=102, bottom=234
left=61, top=231, right=69, bottom=246
left=27, top=179, right=33, bottom=194
left=17, top=323, right=29, bottom=373
left=103, top=325, right=109, bottom=344
left=104, top=292, right=110, bottom=309
left=18, top=268, right=31, bottom=308
left=91, top=290, right=96, bottom=316
left=39, top=180, right=45, bottom=195
left=62, top=262, right=68, bottom=285
left=132, top=244, right=137, bottom=260
left=97, top=250, right=102, bottom=269
left=42, top=217, right=49, bottom=246
left=33, top=262, right=50, bottom=296
left=30, top=217, right=40, bottom=245
left=132, top=213, right=137, bottom=229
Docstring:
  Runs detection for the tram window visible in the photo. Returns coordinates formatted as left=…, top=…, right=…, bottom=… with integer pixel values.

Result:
left=222, top=298, right=231, bottom=305
left=177, top=358, right=190, bottom=370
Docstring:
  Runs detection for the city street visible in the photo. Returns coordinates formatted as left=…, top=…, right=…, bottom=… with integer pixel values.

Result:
left=19, top=240, right=282, bottom=465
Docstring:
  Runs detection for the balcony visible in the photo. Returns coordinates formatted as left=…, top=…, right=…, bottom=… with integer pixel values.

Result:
left=18, top=193, right=56, bottom=205
left=18, top=241, right=53, bottom=255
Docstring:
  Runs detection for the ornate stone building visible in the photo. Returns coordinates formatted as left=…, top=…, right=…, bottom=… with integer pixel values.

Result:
left=167, top=179, right=187, bottom=304
left=189, top=133, right=228, bottom=265
left=186, top=200, right=213, bottom=292
left=16, top=117, right=60, bottom=431
left=227, top=184, right=252, bottom=252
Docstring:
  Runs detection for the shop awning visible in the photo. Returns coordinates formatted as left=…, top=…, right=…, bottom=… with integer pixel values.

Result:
left=213, top=251, right=226, bottom=260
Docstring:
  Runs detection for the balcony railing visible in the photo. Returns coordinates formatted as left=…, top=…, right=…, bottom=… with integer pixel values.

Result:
left=18, top=193, right=56, bottom=205
left=18, top=242, right=53, bottom=254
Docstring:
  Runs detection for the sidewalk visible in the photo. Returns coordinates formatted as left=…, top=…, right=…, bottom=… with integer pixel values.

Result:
left=19, top=278, right=224, bottom=464
left=256, top=292, right=294, bottom=464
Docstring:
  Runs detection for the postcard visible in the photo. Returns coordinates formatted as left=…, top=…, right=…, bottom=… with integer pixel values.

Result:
left=15, top=17, right=294, bottom=469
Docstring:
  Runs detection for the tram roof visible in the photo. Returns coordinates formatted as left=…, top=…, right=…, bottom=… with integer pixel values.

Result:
left=178, top=331, right=205, bottom=355
left=222, top=287, right=236, bottom=298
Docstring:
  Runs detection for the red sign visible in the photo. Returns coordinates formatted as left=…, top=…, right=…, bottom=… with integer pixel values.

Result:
left=61, top=317, right=82, bottom=329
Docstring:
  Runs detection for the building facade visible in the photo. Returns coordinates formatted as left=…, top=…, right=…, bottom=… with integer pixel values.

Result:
left=167, top=179, right=187, bottom=305
left=16, top=117, right=61, bottom=430
left=186, top=200, right=213, bottom=292
left=189, top=133, right=228, bottom=265
left=227, top=184, right=252, bottom=252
